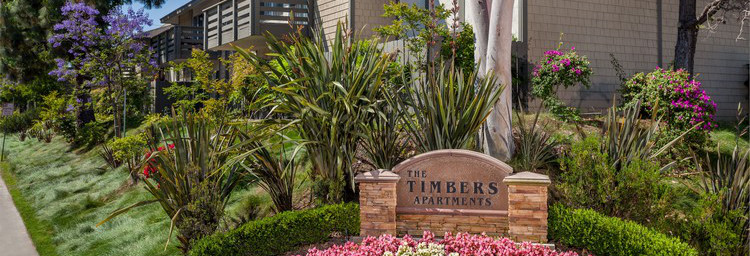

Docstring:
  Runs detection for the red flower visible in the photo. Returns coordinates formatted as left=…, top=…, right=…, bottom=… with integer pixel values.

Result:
left=168, top=143, right=175, bottom=149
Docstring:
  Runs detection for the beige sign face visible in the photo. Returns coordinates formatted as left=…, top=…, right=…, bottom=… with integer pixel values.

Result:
left=392, top=149, right=513, bottom=214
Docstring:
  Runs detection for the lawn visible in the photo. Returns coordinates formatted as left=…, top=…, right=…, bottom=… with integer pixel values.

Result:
left=1, top=135, right=180, bottom=255
left=0, top=128, right=309, bottom=256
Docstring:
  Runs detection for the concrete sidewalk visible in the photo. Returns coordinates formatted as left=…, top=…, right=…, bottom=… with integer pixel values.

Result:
left=0, top=174, right=39, bottom=256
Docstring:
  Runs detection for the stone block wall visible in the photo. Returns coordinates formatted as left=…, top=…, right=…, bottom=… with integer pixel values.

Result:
left=356, top=170, right=399, bottom=236
left=397, top=214, right=508, bottom=237
left=507, top=185, right=549, bottom=243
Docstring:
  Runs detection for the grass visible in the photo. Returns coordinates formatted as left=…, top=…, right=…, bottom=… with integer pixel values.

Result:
left=0, top=162, right=59, bottom=256
left=710, top=122, right=750, bottom=156
left=0, top=125, right=311, bottom=256
left=0, top=135, right=180, bottom=256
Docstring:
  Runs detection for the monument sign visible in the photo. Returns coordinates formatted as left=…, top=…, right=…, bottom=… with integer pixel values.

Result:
left=356, top=149, right=551, bottom=243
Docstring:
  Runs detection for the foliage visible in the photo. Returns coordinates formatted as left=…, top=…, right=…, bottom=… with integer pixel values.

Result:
left=0, top=0, right=60, bottom=82
left=556, top=136, right=674, bottom=223
left=401, top=63, right=502, bottom=152
left=0, top=109, right=38, bottom=135
left=75, top=121, right=107, bottom=149
left=669, top=193, right=746, bottom=256
left=189, top=203, right=360, bottom=256
left=98, top=111, right=266, bottom=253
left=226, top=52, right=276, bottom=119
left=29, top=120, right=54, bottom=143
left=375, top=1, right=450, bottom=65
left=1, top=129, right=179, bottom=256
left=110, top=133, right=147, bottom=182
left=0, top=76, right=66, bottom=111
left=165, top=49, right=215, bottom=112
left=360, top=86, right=412, bottom=170
left=549, top=204, right=698, bottom=256
left=531, top=44, right=592, bottom=121
left=621, top=68, right=716, bottom=147
left=48, top=1, right=156, bottom=137
left=692, top=139, right=750, bottom=254
left=440, top=23, right=475, bottom=74
left=512, top=107, right=559, bottom=172
left=33, top=91, right=70, bottom=141
left=602, top=100, right=687, bottom=172
left=305, top=231, right=580, bottom=256
left=98, top=142, right=121, bottom=170
left=236, top=23, right=390, bottom=204
left=238, top=139, right=303, bottom=213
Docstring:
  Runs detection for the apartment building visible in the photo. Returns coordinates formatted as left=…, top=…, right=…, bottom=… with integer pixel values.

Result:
left=146, top=0, right=311, bottom=81
left=148, top=0, right=750, bottom=119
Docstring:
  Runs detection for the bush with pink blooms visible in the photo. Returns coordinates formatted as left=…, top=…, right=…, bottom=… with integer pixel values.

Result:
left=531, top=45, right=592, bottom=121
left=303, top=231, right=581, bottom=256
left=621, top=68, right=717, bottom=147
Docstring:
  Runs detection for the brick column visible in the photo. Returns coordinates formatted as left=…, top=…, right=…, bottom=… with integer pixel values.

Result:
left=503, top=171, right=551, bottom=243
left=354, top=169, right=400, bottom=236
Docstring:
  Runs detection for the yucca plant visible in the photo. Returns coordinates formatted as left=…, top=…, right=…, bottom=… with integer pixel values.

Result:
left=360, top=86, right=412, bottom=170
left=602, top=100, right=690, bottom=172
left=400, top=62, right=502, bottom=152
left=238, top=138, right=304, bottom=213
left=98, top=110, right=267, bottom=253
left=513, top=105, right=559, bottom=172
left=235, top=22, right=390, bottom=204
left=693, top=108, right=750, bottom=254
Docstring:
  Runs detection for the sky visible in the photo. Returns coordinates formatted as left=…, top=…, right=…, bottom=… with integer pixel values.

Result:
left=123, top=0, right=192, bottom=30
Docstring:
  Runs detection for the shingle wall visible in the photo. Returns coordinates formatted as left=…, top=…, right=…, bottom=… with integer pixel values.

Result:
left=525, top=0, right=749, bottom=119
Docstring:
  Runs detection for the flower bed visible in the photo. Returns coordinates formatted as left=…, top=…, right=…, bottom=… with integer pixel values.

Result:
left=303, top=231, right=581, bottom=256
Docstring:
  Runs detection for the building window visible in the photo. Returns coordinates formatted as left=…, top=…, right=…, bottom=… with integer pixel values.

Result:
left=192, top=15, right=204, bottom=27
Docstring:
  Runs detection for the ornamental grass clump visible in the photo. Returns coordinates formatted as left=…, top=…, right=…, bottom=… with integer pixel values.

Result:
left=531, top=44, right=592, bottom=121
left=621, top=68, right=716, bottom=147
left=303, top=231, right=581, bottom=256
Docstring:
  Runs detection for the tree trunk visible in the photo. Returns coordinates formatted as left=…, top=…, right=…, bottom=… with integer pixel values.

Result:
left=674, top=0, right=698, bottom=75
left=112, top=94, right=121, bottom=138
left=75, top=76, right=95, bottom=129
left=469, top=0, right=515, bottom=161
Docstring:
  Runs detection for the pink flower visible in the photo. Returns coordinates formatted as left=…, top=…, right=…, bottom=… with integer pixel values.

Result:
left=303, top=232, right=582, bottom=256
left=552, top=64, right=560, bottom=72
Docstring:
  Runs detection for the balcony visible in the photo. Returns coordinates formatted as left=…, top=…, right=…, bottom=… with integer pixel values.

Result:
left=202, top=0, right=310, bottom=51
left=149, top=25, right=205, bottom=65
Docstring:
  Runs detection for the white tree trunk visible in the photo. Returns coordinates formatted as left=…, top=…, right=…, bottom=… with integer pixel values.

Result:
left=467, top=0, right=490, bottom=74
left=468, top=0, right=515, bottom=161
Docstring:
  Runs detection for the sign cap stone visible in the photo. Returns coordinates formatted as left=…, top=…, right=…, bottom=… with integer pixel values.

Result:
left=503, top=171, right=551, bottom=185
left=355, top=169, right=401, bottom=183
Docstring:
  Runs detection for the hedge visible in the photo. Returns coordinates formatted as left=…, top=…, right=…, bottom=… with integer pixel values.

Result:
left=190, top=202, right=359, bottom=256
left=549, top=204, right=698, bottom=256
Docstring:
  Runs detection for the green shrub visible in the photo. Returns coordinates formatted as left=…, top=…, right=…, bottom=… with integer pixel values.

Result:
left=0, top=108, right=38, bottom=135
left=75, top=121, right=107, bottom=149
left=190, top=203, right=359, bottom=256
left=549, top=204, right=698, bottom=256
left=110, top=133, right=147, bottom=182
left=556, top=136, right=673, bottom=223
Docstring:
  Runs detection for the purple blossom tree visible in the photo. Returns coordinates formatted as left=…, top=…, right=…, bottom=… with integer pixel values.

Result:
left=49, top=1, right=156, bottom=137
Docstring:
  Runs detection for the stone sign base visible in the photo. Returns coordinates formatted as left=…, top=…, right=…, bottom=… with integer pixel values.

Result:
left=397, top=213, right=509, bottom=236
left=356, top=169, right=551, bottom=243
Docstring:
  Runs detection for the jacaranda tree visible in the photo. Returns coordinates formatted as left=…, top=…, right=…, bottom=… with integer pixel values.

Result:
left=49, top=1, right=156, bottom=137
